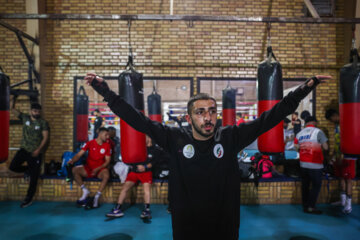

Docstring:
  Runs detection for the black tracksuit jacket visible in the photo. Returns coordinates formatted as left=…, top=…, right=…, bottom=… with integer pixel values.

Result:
left=94, top=79, right=314, bottom=240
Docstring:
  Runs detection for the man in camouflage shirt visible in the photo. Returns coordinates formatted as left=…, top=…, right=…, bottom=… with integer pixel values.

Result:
left=9, top=102, right=49, bottom=208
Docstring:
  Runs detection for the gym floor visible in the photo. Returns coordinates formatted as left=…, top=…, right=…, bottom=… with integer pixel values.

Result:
left=0, top=201, right=358, bottom=240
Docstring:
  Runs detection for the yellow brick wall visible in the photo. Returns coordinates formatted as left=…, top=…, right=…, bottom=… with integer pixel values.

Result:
left=0, top=1, right=347, bottom=166
left=0, top=177, right=358, bottom=204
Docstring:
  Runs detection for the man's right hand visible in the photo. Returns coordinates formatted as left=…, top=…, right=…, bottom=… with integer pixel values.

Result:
left=137, top=165, right=146, bottom=172
left=85, top=72, right=110, bottom=97
left=84, top=72, right=104, bottom=85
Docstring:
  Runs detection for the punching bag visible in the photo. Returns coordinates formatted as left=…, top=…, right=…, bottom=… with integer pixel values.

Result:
left=0, top=70, right=10, bottom=163
left=257, top=47, right=284, bottom=154
left=339, top=49, right=360, bottom=155
left=222, top=86, right=236, bottom=126
left=119, top=69, right=147, bottom=164
left=76, top=86, right=89, bottom=142
left=148, top=90, right=162, bottom=123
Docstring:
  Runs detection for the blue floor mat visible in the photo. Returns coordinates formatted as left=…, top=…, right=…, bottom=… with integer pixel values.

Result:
left=0, top=201, right=358, bottom=240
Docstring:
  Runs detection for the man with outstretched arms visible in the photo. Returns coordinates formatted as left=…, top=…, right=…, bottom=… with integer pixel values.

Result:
left=85, top=72, right=330, bottom=240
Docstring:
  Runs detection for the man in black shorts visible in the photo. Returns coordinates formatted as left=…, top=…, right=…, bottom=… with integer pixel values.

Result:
left=86, top=72, right=330, bottom=240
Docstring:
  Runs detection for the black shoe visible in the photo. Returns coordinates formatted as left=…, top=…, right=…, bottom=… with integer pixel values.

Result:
left=23, top=172, right=30, bottom=182
left=140, top=208, right=152, bottom=219
left=304, top=207, right=322, bottom=214
left=20, top=198, right=33, bottom=208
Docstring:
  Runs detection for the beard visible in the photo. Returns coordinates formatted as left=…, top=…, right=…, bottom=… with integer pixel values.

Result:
left=32, top=114, right=41, bottom=119
left=191, top=118, right=215, bottom=138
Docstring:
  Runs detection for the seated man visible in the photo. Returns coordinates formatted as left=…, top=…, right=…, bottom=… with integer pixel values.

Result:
left=68, top=127, right=111, bottom=208
left=106, top=135, right=154, bottom=219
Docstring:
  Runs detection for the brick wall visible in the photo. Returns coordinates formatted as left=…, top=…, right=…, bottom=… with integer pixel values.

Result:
left=0, top=1, right=347, bottom=165
left=0, top=177, right=358, bottom=204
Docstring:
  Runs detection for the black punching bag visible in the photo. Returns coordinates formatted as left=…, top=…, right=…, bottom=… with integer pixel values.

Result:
left=118, top=69, right=147, bottom=164
left=148, top=90, right=162, bottom=123
left=222, top=86, right=236, bottom=126
left=257, top=46, right=284, bottom=154
left=0, top=70, right=10, bottom=163
left=76, top=86, right=89, bottom=143
left=339, top=49, right=360, bottom=155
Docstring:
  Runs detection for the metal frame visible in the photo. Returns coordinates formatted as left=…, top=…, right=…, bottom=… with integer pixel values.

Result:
left=1, top=21, right=40, bottom=118
left=1, top=14, right=360, bottom=24
left=73, top=76, right=194, bottom=151
left=0, top=20, right=40, bottom=85
left=0, top=20, right=38, bottom=44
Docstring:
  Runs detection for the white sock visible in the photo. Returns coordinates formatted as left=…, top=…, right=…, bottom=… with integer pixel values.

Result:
left=340, top=193, right=346, bottom=206
left=79, top=186, right=90, bottom=201
left=93, top=192, right=101, bottom=207
left=345, top=196, right=352, bottom=208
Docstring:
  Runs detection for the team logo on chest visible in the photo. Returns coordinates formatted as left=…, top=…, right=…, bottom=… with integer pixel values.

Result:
left=183, top=144, right=195, bottom=159
left=213, top=144, right=224, bottom=158
left=100, top=148, right=105, bottom=154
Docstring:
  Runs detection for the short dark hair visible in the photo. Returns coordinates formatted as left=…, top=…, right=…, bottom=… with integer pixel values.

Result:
left=94, top=109, right=100, bottom=113
left=305, top=115, right=317, bottom=124
left=325, top=109, right=338, bottom=120
left=187, top=93, right=216, bottom=115
left=108, top=126, right=116, bottom=132
left=300, top=110, right=310, bottom=120
left=31, top=103, right=42, bottom=110
left=293, top=112, right=299, bottom=116
left=98, top=127, right=108, bottom=133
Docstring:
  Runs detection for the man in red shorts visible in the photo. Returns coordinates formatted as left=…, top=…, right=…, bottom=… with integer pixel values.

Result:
left=325, top=109, right=357, bottom=214
left=106, top=135, right=154, bottom=219
left=69, top=127, right=111, bottom=208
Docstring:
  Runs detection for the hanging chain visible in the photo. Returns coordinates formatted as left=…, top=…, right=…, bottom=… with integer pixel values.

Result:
left=153, top=80, right=157, bottom=93
left=267, top=22, right=271, bottom=48
left=128, top=20, right=133, bottom=58
left=352, top=24, right=356, bottom=49
left=126, top=20, right=134, bottom=69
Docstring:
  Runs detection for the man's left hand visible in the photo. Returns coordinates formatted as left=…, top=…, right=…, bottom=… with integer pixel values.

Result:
left=92, top=167, right=100, bottom=176
left=306, top=75, right=332, bottom=87
left=31, top=149, right=40, bottom=157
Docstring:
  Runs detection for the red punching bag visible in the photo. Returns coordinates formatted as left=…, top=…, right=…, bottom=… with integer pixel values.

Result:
left=148, top=88, right=162, bottom=123
left=0, top=70, right=10, bottom=163
left=257, top=46, right=284, bottom=154
left=76, top=86, right=89, bottom=142
left=118, top=68, right=147, bottom=164
left=222, top=85, right=236, bottom=126
left=339, top=49, right=360, bottom=155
